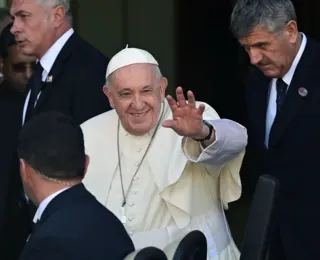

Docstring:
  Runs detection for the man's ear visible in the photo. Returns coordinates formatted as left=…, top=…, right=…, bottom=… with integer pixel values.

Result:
left=103, top=86, right=115, bottom=108
left=284, top=20, right=298, bottom=44
left=159, top=77, right=168, bottom=102
left=20, top=158, right=29, bottom=181
left=52, top=5, right=66, bottom=28
left=83, top=155, right=90, bottom=177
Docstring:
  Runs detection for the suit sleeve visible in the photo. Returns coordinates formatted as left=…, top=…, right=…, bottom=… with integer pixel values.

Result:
left=19, top=233, right=134, bottom=260
left=71, top=57, right=111, bottom=125
left=18, top=237, right=69, bottom=260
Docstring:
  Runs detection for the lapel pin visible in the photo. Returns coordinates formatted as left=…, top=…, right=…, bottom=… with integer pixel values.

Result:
left=46, top=75, right=53, bottom=82
left=298, top=87, right=308, bottom=97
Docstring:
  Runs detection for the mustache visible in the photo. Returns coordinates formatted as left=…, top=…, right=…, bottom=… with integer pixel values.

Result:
left=257, top=59, right=271, bottom=66
left=15, top=36, right=27, bottom=42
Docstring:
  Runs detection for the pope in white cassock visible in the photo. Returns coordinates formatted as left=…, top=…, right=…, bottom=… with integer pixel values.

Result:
left=81, top=47, right=248, bottom=259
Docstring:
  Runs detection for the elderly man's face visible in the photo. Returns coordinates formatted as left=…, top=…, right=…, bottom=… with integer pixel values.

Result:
left=10, top=0, right=60, bottom=58
left=239, top=21, right=299, bottom=78
left=104, top=64, right=167, bottom=136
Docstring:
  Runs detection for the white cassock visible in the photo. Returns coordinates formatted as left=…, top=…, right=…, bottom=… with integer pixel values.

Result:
left=81, top=100, right=247, bottom=260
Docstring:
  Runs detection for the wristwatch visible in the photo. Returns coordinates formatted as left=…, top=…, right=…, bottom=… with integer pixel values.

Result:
left=193, top=120, right=213, bottom=142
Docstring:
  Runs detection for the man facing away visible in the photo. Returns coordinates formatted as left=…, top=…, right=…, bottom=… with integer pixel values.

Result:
left=18, top=111, right=134, bottom=260
left=10, top=0, right=111, bottom=125
left=81, top=47, right=248, bottom=260
left=231, top=0, right=320, bottom=259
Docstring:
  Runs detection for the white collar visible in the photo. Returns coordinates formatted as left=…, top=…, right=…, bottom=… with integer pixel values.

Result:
left=33, top=187, right=70, bottom=223
left=282, top=33, right=307, bottom=85
left=38, top=28, right=74, bottom=75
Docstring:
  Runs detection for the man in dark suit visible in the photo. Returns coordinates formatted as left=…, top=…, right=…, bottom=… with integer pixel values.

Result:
left=0, top=22, right=36, bottom=259
left=231, top=0, right=320, bottom=259
left=17, top=111, right=134, bottom=260
left=10, top=0, right=111, bottom=233
left=10, top=0, right=111, bottom=125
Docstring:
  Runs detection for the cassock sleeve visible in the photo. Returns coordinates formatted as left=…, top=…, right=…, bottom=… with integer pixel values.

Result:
left=182, top=102, right=247, bottom=207
left=183, top=119, right=247, bottom=169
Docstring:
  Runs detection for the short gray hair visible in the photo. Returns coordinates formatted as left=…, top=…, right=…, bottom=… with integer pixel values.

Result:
left=105, top=64, right=163, bottom=88
left=36, top=0, right=72, bottom=24
left=230, top=0, right=297, bottom=39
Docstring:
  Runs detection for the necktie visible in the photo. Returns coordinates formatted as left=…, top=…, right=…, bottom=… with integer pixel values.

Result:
left=25, top=62, right=44, bottom=122
left=276, top=78, right=287, bottom=113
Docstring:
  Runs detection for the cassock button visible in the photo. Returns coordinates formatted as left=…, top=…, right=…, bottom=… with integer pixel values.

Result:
left=136, top=148, right=142, bottom=153
left=128, top=217, right=134, bottom=221
left=129, top=202, right=135, bottom=207
left=132, top=190, right=137, bottom=195
left=128, top=231, right=133, bottom=236
left=133, top=176, right=139, bottom=181
left=134, top=162, right=140, bottom=166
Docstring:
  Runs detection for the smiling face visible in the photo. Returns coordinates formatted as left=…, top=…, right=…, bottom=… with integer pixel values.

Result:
left=104, top=63, right=167, bottom=136
left=239, top=21, right=299, bottom=78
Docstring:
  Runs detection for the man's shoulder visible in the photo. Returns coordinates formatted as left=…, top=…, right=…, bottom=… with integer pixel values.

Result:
left=71, top=34, right=109, bottom=64
left=38, top=191, right=131, bottom=245
left=81, top=110, right=117, bottom=133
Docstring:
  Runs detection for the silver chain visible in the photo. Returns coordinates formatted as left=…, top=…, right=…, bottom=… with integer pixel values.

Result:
left=117, top=103, right=165, bottom=207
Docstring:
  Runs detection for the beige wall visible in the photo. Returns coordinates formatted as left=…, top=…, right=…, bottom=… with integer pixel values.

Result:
left=76, top=0, right=176, bottom=93
left=127, top=0, right=176, bottom=92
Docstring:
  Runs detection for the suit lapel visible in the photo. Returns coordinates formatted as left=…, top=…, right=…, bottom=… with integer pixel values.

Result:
left=35, top=34, right=78, bottom=110
left=268, top=38, right=318, bottom=147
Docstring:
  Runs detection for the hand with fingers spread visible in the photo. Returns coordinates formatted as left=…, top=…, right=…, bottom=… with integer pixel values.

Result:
left=162, top=87, right=210, bottom=140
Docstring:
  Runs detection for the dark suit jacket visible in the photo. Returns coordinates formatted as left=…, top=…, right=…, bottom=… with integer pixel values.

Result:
left=245, top=36, right=320, bottom=259
left=26, top=32, right=111, bottom=125
left=19, top=184, right=134, bottom=260
left=0, top=86, right=30, bottom=259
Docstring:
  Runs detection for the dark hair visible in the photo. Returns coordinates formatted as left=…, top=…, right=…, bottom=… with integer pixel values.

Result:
left=18, top=111, right=86, bottom=180
left=230, top=0, right=297, bottom=39
left=0, top=22, right=16, bottom=59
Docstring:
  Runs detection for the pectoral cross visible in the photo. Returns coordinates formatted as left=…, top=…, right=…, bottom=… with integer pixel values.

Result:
left=120, top=206, right=126, bottom=224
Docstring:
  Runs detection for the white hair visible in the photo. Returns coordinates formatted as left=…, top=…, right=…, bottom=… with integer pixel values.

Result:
left=36, top=0, right=72, bottom=24
left=105, top=64, right=163, bottom=89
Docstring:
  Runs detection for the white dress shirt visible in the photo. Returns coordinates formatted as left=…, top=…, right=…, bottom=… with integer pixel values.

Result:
left=265, top=33, right=307, bottom=147
left=22, top=28, right=74, bottom=125
left=33, top=187, right=70, bottom=223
